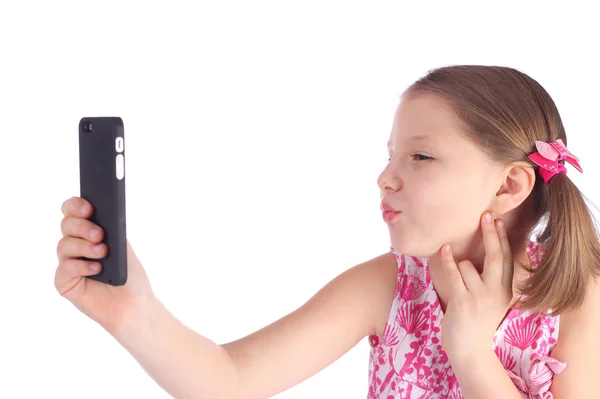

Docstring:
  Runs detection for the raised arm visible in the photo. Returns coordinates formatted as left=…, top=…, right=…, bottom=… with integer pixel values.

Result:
left=57, top=196, right=398, bottom=399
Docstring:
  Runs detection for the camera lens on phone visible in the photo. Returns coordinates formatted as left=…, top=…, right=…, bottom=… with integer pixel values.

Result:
left=83, top=122, right=93, bottom=133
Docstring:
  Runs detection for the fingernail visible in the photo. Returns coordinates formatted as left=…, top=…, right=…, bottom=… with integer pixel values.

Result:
left=81, top=204, right=89, bottom=214
left=443, top=244, right=451, bottom=254
left=93, top=244, right=103, bottom=253
left=90, top=227, right=100, bottom=238
left=484, top=213, right=493, bottom=223
left=497, top=220, right=504, bottom=229
left=89, top=263, right=100, bottom=271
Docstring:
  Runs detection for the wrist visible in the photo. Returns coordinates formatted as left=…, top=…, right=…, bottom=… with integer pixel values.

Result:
left=105, top=293, right=161, bottom=339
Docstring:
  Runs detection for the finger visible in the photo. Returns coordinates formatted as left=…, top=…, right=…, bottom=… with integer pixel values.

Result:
left=56, top=237, right=107, bottom=261
left=55, top=259, right=102, bottom=295
left=61, top=197, right=93, bottom=218
left=481, top=212, right=504, bottom=285
left=457, top=260, right=484, bottom=294
left=56, top=259, right=102, bottom=280
left=61, top=215, right=104, bottom=243
left=441, top=244, right=468, bottom=295
left=495, top=219, right=514, bottom=291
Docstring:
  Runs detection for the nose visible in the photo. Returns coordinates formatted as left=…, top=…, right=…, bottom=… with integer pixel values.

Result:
left=377, top=163, right=403, bottom=196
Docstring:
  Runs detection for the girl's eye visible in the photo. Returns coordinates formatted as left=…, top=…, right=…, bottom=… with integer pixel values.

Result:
left=411, top=154, right=432, bottom=161
left=386, top=154, right=433, bottom=162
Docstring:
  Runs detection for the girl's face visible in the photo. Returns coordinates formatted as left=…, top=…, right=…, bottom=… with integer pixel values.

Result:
left=378, top=92, right=505, bottom=258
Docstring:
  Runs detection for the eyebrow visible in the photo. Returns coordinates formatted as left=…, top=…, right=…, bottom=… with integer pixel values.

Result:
left=387, top=135, right=432, bottom=149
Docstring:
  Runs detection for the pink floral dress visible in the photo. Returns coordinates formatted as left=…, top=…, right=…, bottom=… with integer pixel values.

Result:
left=367, top=241, right=566, bottom=398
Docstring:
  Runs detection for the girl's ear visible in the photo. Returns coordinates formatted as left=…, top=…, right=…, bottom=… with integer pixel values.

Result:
left=492, top=161, right=536, bottom=214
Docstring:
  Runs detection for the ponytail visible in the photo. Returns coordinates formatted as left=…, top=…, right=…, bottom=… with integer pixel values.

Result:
left=518, top=172, right=600, bottom=315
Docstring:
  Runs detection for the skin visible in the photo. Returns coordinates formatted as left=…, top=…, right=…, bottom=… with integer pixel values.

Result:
left=55, top=92, right=600, bottom=398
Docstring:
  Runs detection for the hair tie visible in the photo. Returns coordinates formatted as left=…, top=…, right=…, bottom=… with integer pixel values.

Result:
left=527, top=139, right=583, bottom=184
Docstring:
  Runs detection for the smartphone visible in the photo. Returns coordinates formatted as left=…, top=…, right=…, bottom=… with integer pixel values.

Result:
left=78, top=117, right=127, bottom=286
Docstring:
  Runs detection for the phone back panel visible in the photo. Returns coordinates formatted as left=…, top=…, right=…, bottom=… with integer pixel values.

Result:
left=78, top=117, right=127, bottom=286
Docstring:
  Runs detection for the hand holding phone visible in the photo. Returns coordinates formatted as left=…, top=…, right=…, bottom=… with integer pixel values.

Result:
left=55, top=118, right=155, bottom=333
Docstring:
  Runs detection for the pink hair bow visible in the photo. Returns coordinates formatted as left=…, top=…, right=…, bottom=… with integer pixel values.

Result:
left=527, top=139, right=583, bottom=184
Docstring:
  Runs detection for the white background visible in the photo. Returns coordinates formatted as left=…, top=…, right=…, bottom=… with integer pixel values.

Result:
left=1, top=1, right=599, bottom=398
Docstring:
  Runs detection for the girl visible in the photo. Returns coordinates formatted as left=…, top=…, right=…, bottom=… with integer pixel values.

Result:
left=55, top=65, right=600, bottom=398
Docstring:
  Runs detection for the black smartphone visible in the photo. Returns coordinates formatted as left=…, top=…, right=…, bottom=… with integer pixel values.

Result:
left=78, top=117, right=127, bottom=286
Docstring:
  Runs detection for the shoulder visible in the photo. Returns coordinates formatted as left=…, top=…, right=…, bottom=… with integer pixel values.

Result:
left=550, top=276, right=600, bottom=397
left=554, top=276, right=600, bottom=344
left=359, top=249, right=399, bottom=337
left=302, top=248, right=399, bottom=337
left=360, top=248, right=399, bottom=280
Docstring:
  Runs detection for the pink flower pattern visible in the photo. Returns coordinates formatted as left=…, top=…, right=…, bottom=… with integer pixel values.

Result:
left=367, top=241, right=566, bottom=398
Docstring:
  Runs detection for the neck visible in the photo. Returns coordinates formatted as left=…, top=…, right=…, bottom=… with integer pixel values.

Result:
left=427, top=223, right=532, bottom=311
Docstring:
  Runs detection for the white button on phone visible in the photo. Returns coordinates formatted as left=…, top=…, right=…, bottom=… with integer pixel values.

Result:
left=115, top=137, right=124, bottom=153
left=116, top=154, right=124, bottom=180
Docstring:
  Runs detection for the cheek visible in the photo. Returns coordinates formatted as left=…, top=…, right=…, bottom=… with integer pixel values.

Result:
left=408, top=172, right=458, bottom=212
left=414, top=175, right=487, bottom=234
left=444, top=184, right=491, bottom=234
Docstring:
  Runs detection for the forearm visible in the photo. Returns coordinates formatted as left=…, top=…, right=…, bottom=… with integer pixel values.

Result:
left=109, top=297, right=239, bottom=399
left=451, top=351, right=522, bottom=399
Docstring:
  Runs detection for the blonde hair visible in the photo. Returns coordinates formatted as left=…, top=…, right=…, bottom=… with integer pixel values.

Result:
left=406, top=65, right=600, bottom=315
